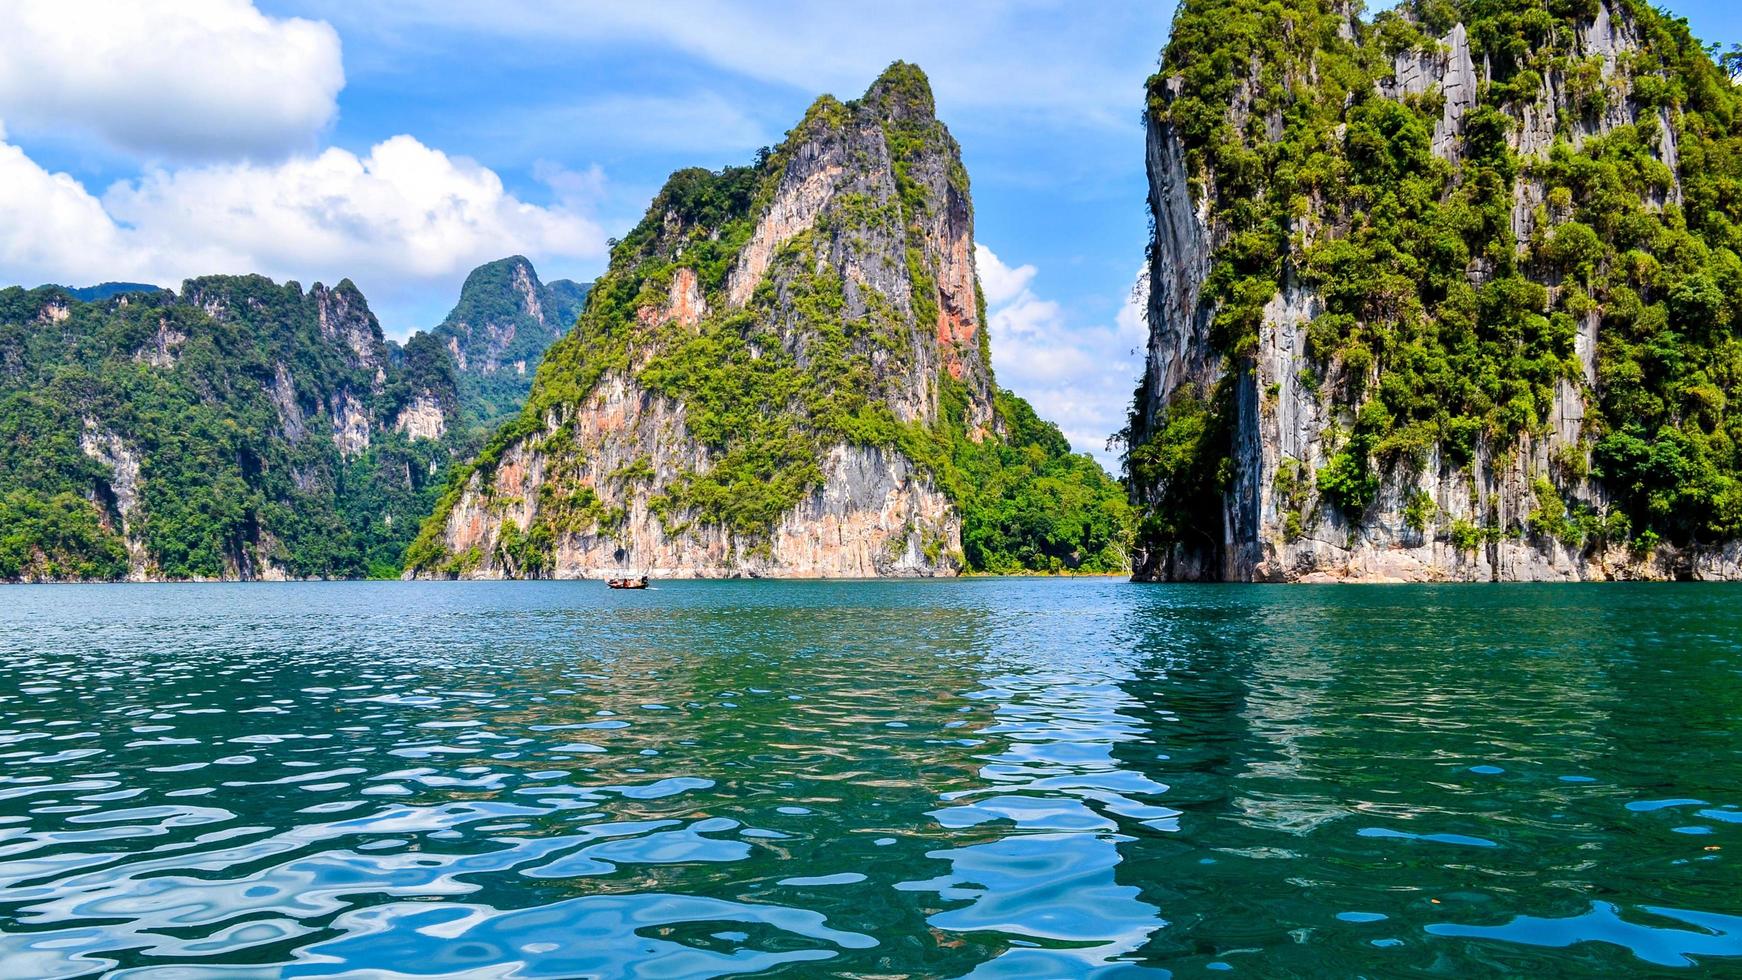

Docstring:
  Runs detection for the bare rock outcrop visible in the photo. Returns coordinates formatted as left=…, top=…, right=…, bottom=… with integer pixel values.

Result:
left=394, top=394, right=448, bottom=442
left=79, top=422, right=149, bottom=580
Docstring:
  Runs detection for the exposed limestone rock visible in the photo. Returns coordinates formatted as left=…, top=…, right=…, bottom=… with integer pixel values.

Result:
left=640, top=267, right=708, bottom=329
left=313, top=282, right=383, bottom=373
left=1503, top=1, right=1684, bottom=247
left=1383, top=24, right=1479, bottom=161
left=728, top=153, right=846, bottom=308
left=436, top=373, right=956, bottom=579
left=78, top=422, right=149, bottom=580
left=268, top=362, right=307, bottom=442
left=415, top=65, right=1001, bottom=580
left=512, top=261, right=543, bottom=324
left=330, top=390, right=372, bottom=458
left=394, top=394, right=447, bottom=441
left=1141, top=77, right=1217, bottom=420
left=133, top=317, right=186, bottom=369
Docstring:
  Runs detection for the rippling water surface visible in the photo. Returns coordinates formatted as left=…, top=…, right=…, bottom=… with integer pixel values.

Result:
left=1, top=580, right=1740, bottom=976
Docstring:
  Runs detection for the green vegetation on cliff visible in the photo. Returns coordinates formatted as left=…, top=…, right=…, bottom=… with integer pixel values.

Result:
left=0, top=489, right=128, bottom=581
left=0, top=256, right=587, bottom=581
left=0, top=279, right=461, bottom=580
left=430, top=256, right=589, bottom=427
left=412, top=63, right=1132, bottom=575
left=1129, top=0, right=1742, bottom=560
left=948, top=391, right=1134, bottom=573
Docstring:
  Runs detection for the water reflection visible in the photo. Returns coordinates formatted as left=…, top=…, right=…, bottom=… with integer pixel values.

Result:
left=0, top=581, right=1738, bottom=975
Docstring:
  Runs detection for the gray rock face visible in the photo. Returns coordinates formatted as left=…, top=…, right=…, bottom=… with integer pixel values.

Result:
left=1132, top=0, right=1735, bottom=582
left=78, top=422, right=149, bottom=580
left=133, top=317, right=186, bottom=369
left=312, top=282, right=385, bottom=375
left=1383, top=24, right=1480, bottom=161
left=267, top=362, right=306, bottom=442
left=726, top=87, right=994, bottom=430
left=1140, top=80, right=1218, bottom=419
left=329, top=390, right=372, bottom=459
left=394, top=394, right=447, bottom=441
left=435, top=375, right=957, bottom=579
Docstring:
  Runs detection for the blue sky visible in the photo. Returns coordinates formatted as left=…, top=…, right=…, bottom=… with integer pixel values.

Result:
left=1, top=1, right=1738, bottom=463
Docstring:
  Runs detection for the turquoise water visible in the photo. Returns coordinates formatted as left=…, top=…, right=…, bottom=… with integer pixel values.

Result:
left=0, top=580, right=1739, bottom=976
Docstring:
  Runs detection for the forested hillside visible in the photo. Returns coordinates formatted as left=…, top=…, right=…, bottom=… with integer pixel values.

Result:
left=0, top=256, right=585, bottom=582
left=1127, top=0, right=1742, bottom=581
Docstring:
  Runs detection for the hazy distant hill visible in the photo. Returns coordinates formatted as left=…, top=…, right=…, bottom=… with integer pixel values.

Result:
left=0, top=257, right=591, bottom=582
left=51, top=282, right=169, bottom=303
left=0, top=276, right=465, bottom=581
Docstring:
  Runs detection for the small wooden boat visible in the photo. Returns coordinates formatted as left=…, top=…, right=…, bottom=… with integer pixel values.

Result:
left=608, top=575, right=650, bottom=590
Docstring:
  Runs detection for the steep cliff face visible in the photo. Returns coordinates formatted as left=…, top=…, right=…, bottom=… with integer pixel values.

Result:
left=0, top=277, right=462, bottom=581
left=431, top=256, right=590, bottom=425
left=411, top=64, right=1130, bottom=580
left=1128, top=0, right=1742, bottom=581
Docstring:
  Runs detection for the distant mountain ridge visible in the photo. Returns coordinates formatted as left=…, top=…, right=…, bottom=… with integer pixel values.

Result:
left=0, top=257, right=581, bottom=581
left=50, top=282, right=169, bottom=303
left=0, top=276, right=460, bottom=581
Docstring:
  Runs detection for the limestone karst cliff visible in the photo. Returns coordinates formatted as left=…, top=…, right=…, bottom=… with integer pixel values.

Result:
left=409, top=64, right=1131, bottom=580
left=0, top=276, right=461, bottom=580
left=1127, top=0, right=1742, bottom=581
left=1, top=254, right=596, bottom=581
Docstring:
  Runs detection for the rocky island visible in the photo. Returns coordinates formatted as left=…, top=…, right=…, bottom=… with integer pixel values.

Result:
left=406, top=64, right=1129, bottom=580
left=1125, top=0, right=1742, bottom=581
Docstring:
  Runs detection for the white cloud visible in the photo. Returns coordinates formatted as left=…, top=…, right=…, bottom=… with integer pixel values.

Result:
left=0, top=0, right=343, bottom=159
left=977, top=244, right=1148, bottom=470
left=976, top=247, right=1038, bottom=307
left=0, top=132, right=607, bottom=332
left=0, top=140, right=145, bottom=289
left=533, top=161, right=609, bottom=210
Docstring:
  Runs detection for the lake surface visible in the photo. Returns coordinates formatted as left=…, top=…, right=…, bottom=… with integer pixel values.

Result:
left=0, top=580, right=1739, bottom=977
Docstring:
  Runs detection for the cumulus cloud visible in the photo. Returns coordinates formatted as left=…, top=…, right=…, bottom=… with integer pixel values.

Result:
left=976, top=244, right=1148, bottom=470
left=106, top=136, right=605, bottom=282
left=0, top=139, right=133, bottom=288
left=0, top=132, right=608, bottom=331
left=0, top=0, right=343, bottom=159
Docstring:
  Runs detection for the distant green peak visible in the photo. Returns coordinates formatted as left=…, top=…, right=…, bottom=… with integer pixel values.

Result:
left=862, top=61, right=936, bottom=121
